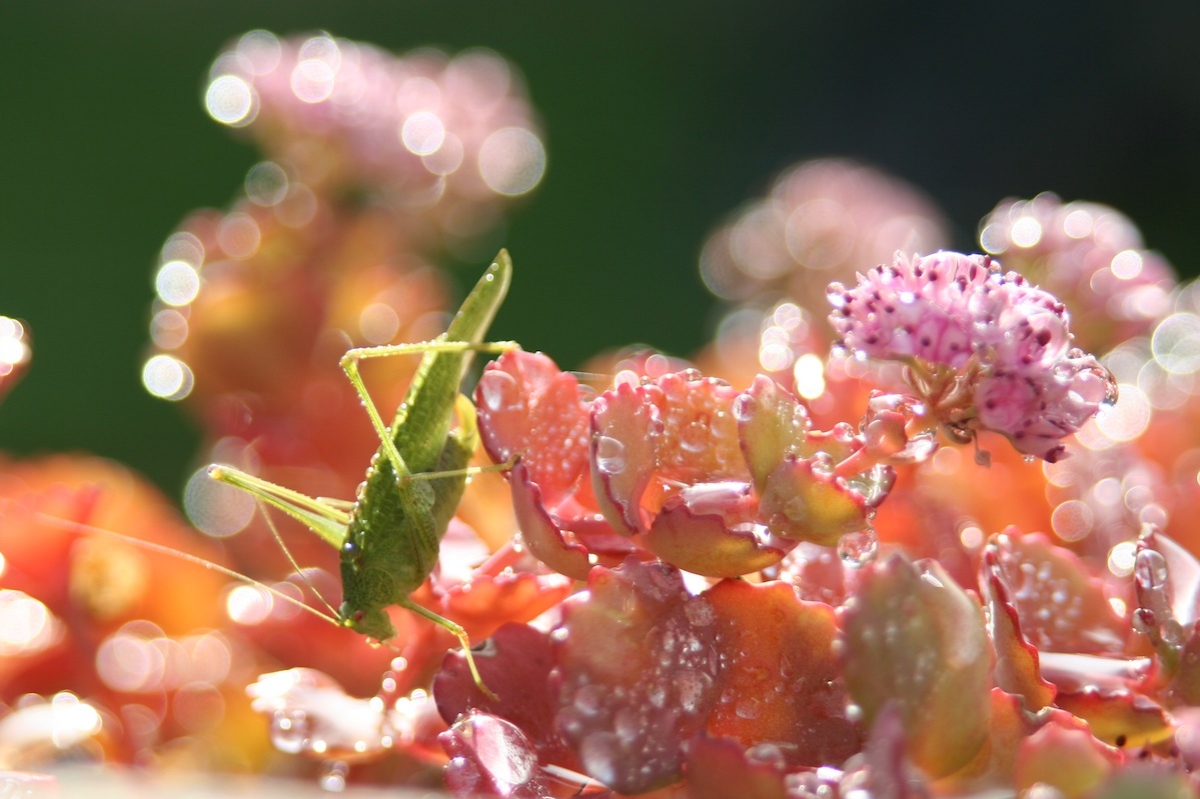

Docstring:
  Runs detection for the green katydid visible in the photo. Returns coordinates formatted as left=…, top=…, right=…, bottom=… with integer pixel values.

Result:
left=208, top=250, right=518, bottom=700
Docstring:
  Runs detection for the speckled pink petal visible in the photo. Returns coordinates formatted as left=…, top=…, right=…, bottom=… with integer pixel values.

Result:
left=759, top=455, right=872, bottom=546
left=981, top=545, right=1056, bottom=711
left=554, top=560, right=721, bottom=794
left=842, top=553, right=991, bottom=778
left=440, top=709, right=550, bottom=798
left=704, top=579, right=863, bottom=767
left=475, top=350, right=590, bottom=506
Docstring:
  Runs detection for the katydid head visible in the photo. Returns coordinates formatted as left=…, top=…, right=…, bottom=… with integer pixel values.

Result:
left=340, top=601, right=397, bottom=642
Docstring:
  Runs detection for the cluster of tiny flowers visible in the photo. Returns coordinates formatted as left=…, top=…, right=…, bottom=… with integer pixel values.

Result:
left=828, top=251, right=1116, bottom=462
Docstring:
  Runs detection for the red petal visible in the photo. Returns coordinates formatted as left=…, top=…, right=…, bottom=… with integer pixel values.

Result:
left=509, top=460, right=594, bottom=580
left=554, top=560, right=720, bottom=793
left=704, top=580, right=862, bottom=767
left=435, top=623, right=577, bottom=772
left=476, top=350, right=590, bottom=505
left=981, top=545, right=1056, bottom=710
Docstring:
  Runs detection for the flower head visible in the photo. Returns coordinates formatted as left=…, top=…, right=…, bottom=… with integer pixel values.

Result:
left=828, top=251, right=1117, bottom=462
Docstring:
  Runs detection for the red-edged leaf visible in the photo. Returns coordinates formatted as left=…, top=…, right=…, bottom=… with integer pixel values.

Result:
left=644, top=490, right=791, bottom=578
left=1053, top=688, right=1174, bottom=749
left=735, top=375, right=810, bottom=491
left=554, top=560, right=720, bottom=794
left=435, top=623, right=578, bottom=772
left=440, top=709, right=549, bottom=798
left=476, top=350, right=590, bottom=506
left=590, top=382, right=661, bottom=535
left=684, top=735, right=789, bottom=799
left=759, top=456, right=872, bottom=545
left=842, top=553, right=991, bottom=778
left=1013, top=718, right=1122, bottom=798
left=990, top=531, right=1126, bottom=656
left=981, top=545, right=1056, bottom=710
left=704, top=579, right=862, bottom=767
left=509, top=460, right=594, bottom=581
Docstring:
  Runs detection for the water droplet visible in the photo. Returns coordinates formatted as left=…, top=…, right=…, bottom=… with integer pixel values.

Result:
left=318, top=761, right=349, bottom=792
left=270, top=710, right=310, bottom=754
left=810, top=452, right=835, bottom=478
left=732, top=393, right=758, bottom=423
left=838, top=530, right=878, bottom=568
left=734, top=696, right=761, bottom=720
left=578, top=732, right=622, bottom=787
left=478, top=370, right=519, bottom=413
left=594, top=435, right=627, bottom=475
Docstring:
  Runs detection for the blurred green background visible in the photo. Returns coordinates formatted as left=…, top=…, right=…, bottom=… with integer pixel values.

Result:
left=1, top=1, right=1197, bottom=498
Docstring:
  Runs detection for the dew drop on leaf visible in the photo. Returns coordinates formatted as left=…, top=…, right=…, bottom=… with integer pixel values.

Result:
left=838, top=530, right=878, bottom=568
left=594, top=435, right=627, bottom=475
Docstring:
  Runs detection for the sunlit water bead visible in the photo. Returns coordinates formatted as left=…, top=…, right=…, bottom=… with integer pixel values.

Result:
left=0, top=316, right=32, bottom=400
left=837, top=529, right=877, bottom=568
left=0, top=692, right=104, bottom=763
left=0, top=589, right=63, bottom=657
left=593, top=435, right=627, bottom=476
left=318, top=760, right=350, bottom=792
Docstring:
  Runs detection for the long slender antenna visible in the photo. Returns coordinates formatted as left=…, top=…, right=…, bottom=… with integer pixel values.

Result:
left=37, top=513, right=342, bottom=628
left=256, top=501, right=342, bottom=620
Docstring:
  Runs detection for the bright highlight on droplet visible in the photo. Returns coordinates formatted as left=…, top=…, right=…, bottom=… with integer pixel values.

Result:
left=142, top=354, right=194, bottom=401
left=793, top=353, right=826, bottom=400
left=184, top=467, right=256, bottom=538
left=291, top=59, right=336, bottom=103
left=401, top=111, right=446, bottom=156
left=1010, top=216, right=1043, bottom=248
left=478, top=127, right=546, bottom=196
left=205, top=75, right=257, bottom=126
left=0, top=590, right=62, bottom=656
left=155, top=261, right=201, bottom=306
left=226, top=585, right=275, bottom=625
left=1108, top=540, right=1137, bottom=577
left=245, top=161, right=289, bottom=206
left=1152, top=313, right=1200, bottom=375
left=0, top=317, right=30, bottom=372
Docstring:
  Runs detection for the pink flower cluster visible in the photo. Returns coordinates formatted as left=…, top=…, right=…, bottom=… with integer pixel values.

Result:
left=828, top=251, right=1117, bottom=462
left=980, top=192, right=1176, bottom=352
